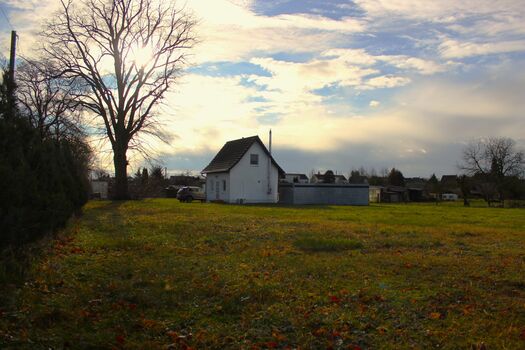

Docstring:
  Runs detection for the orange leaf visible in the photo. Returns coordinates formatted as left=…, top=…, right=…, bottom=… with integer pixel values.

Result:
left=115, top=334, right=125, bottom=344
left=429, top=312, right=442, bottom=319
left=167, top=331, right=178, bottom=341
left=329, top=295, right=341, bottom=303
left=520, top=328, right=525, bottom=341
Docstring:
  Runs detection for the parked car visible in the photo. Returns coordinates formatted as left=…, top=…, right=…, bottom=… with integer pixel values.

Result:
left=165, top=185, right=181, bottom=198
left=176, top=186, right=205, bottom=202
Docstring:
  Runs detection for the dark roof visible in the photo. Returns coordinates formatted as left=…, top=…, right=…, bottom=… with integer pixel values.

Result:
left=202, top=136, right=285, bottom=175
left=441, top=175, right=458, bottom=183
left=313, top=173, right=347, bottom=180
left=286, top=173, right=308, bottom=179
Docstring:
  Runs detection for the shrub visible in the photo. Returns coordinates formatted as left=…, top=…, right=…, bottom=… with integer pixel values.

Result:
left=0, top=69, right=91, bottom=249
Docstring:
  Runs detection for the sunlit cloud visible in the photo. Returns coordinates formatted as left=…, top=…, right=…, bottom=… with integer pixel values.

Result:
left=1, top=0, right=524, bottom=176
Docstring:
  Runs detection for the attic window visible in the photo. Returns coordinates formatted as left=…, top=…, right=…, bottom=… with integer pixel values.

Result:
left=250, top=154, right=259, bottom=165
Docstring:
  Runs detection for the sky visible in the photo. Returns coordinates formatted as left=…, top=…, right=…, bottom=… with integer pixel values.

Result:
left=1, top=0, right=525, bottom=178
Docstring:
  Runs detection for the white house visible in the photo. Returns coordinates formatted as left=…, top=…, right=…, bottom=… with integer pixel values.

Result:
left=442, top=193, right=458, bottom=201
left=90, top=180, right=109, bottom=199
left=283, top=173, right=309, bottom=184
left=310, top=172, right=348, bottom=184
left=201, top=135, right=285, bottom=203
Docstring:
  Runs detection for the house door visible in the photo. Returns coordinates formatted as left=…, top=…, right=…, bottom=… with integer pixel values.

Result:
left=215, top=181, right=220, bottom=200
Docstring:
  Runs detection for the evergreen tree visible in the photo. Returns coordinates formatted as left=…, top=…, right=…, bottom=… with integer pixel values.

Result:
left=387, top=168, right=405, bottom=187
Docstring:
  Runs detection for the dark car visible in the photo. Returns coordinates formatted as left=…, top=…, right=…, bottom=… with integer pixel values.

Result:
left=176, top=186, right=205, bottom=203
left=165, top=185, right=181, bottom=198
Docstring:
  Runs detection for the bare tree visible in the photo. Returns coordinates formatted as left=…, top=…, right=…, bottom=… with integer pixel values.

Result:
left=461, top=137, right=524, bottom=178
left=17, top=59, right=83, bottom=140
left=460, top=137, right=524, bottom=203
left=41, top=0, right=196, bottom=199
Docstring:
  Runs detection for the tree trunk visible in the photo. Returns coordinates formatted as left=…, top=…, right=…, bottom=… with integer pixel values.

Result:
left=113, top=143, right=129, bottom=200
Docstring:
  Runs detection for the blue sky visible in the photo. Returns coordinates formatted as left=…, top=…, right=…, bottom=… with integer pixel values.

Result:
left=1, top=0, right=525, bottom=177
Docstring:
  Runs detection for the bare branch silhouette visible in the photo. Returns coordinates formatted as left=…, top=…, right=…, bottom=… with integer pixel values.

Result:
left=42, top=0, right=196, bottom=199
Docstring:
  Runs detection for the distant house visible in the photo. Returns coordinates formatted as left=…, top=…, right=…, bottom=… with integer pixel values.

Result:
left=169, top=175, right=205, bottom=188
left=405, top=177, right=427, bottom=202
left=369, top=186, right=383, bottom=203
left=283, top=173, right=309, bottom=184
left=310, top=172, right=348, bottom=184
left=442, top=193, right=459, bottom=201
left=90, top=180, right=109, bottom=199
left=201, top=136, right=285, bottom=203
left=369, top=185, right=408, bottom=203
left=441, top=175, right=459, bottom=193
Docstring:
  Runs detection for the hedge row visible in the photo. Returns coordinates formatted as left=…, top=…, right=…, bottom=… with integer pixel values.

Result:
left=0, top=73, right=90, bottom=248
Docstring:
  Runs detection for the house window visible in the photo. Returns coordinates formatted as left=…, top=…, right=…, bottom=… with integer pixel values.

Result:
left=222, top=180, right=226, bottom=191
left=250, top=154, right=259, bottom=165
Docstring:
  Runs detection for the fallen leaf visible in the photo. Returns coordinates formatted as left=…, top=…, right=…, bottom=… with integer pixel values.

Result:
left=329, top=295, right=341, bottom=303
left=520, top=328, right=525, bottom=341
left=115, top=334, right=125, bottom=344
left=429, top=312, right=442, bottom=319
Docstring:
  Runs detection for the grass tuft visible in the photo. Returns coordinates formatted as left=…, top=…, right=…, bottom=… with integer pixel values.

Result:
left=294, top=236, right=363, bottom=252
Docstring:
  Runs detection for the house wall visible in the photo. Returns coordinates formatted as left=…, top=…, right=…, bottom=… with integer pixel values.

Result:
left=229, top=142, right=280, bottom=203
left=335, top=177, right=348, bottom=184
left=310, top=175, right=321, bottom=183
left=205, top=172, right=230, bottom=202
left=91, top=180, right=108, bottom=199
left=369, top=186, right=382, bottom=203
left=284, top=174, right=308, bottom=184
left=279, top=183, right=369, bottom=206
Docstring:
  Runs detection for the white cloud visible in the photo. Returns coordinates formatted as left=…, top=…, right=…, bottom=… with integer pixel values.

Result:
left=189, top=0, right=365, bottom=63
left=322, top=49, right=446, bottom=75
left=369, top=100, right=380, bottom=107
left=439, top=38, right=525, bottom=58
left=354, top=0, right=523, bottom=22
left=360, top=75, right=411, bottom=89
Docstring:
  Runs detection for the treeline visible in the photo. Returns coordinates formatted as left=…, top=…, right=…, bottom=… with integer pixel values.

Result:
left=0, top=67, right=91, bottom=249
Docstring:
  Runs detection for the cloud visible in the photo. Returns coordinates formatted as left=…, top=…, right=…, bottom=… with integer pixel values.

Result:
left=360, top=75, right=411, bottom=89
left=354, top=0, right=523, bottom=22
left=3, top=0, right=525, bottom=178
left=189, top=0, right=365, bottom=63
left=439, top=38, right=525, bottom=58
left=322, top=49, right=446, bottom=75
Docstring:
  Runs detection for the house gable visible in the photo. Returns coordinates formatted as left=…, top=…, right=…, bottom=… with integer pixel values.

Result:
left=202, top=135, right=284, bottom=176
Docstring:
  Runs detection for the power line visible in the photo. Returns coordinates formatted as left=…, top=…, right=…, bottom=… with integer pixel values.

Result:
left=0, top=6, right=14, bottom=31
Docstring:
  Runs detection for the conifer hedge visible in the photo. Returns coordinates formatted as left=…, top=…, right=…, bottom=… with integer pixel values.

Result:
left=0, top=70, right=91, bottom=248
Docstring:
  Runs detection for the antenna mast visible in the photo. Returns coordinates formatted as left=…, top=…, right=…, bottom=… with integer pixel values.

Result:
left=267, top=129, right=272, bottom=194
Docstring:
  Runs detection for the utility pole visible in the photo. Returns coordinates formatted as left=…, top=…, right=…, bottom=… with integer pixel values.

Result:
left=9, top=30, right=17, bottom=81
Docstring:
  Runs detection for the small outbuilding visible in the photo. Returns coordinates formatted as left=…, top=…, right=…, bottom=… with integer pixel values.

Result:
left=202, top=135, right=285, bottom=203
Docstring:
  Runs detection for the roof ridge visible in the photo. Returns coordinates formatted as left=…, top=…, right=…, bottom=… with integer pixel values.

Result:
left=202, top=135, right=284, bottom=175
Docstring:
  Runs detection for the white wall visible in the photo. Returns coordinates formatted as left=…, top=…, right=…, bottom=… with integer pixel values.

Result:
left=229, top=142, right=280, bottom=203
left=279, top=183, right=369, bottom=206
left=284, top=174, right=308, bottom=184
left=91, top=180, right=108, bottom=199
left=205, top=172, right=230, bottom=202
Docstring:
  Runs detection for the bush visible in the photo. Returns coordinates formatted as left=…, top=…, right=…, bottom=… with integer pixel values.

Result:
left=0, top=69, right=91, bottom=249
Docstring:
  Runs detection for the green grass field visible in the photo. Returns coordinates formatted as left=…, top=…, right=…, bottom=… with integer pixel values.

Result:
left=1, top=200, right=525, bottom=349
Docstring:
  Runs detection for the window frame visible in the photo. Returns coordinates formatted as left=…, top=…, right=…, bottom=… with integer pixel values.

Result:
left=250, top=153, right=259, bottom=166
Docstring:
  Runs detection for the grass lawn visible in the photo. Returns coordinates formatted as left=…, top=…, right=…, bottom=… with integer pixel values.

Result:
left=1, top=200, right=525, bottom=349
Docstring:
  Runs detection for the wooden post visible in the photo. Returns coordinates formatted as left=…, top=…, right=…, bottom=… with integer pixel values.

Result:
left=9, top=31, right=16, bottom=81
